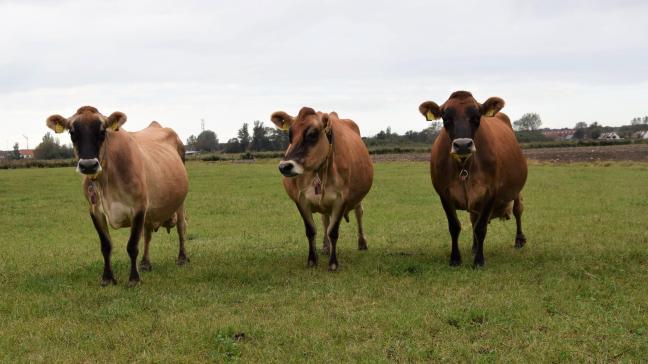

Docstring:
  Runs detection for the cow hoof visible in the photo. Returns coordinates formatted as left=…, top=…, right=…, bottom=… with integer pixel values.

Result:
left=176, top=256, right=189, bottom=266
left=472, top=259, right=485, bottom=268
left=515, top=235, right=527, bottom=249
left=308, top=259, right=317, bottom=267
left=100, top=277, right=117, bottom=287
left=127, top=279, right=140, bottom=287
left=358, top=238, right=368, bottom=251
left=328, top=263, right=338, bottom=272
left=449, top=258, right=462, bottom=267
left=140, top=260, right=152, bottom=272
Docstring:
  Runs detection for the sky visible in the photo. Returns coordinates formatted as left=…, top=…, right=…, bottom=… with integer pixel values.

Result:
left=1, top=0, right=647, bottom=150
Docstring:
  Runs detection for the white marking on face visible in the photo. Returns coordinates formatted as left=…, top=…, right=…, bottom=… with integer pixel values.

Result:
left=290, top=161, right=304, bottom=175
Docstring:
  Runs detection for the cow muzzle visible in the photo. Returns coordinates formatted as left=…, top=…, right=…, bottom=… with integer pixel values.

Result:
left=278, top=160, right=304, bottom=177
left=77, top=158, right=102, bottom=175
left=451, top=138, right=476, bottom=161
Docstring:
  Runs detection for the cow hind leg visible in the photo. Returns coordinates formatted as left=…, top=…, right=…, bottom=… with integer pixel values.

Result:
left=354, top=204, right=368, bottom=251
left=176, top=204, right=189, bottom=265
left=126, top=211, right=145, bottom=286
left=513, top=196, right=526, bottom=248
left=297, top=204, right=318, bottom=267
left=321, top=214, right=331, bottom=255
left=90, top=211, right=117, bottom=286
left=140, top=227, right=153, bottom=272
left=440, top=197, right=462, bottom=266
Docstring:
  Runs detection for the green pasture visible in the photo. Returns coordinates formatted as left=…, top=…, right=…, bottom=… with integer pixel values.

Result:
left=0, top=161, right=647, bottom=362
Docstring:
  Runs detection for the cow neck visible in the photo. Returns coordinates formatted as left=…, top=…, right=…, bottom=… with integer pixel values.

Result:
left=313, top=125, right=334, bottom=203
left=458, top=157, right=474, bottom=213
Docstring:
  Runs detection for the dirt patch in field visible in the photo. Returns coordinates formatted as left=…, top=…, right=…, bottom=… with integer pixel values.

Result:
left=372, top=144, right=648, bottom=163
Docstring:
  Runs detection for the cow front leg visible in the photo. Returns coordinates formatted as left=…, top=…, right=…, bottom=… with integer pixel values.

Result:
left=321, top=214, right=331, bottom=255
left=176, top=204, right=190, bottom=265
left=473, top=198, right=495, bottom=267
left=127, top=211, right=146, bottom=285
left=140, top=227, right=153, bottom=272
left=327, top=204, right=346, bottom=271
left=470, top=212, right=478, bottom=254
left=296, top=204, right=317, bottom=267
left=440, top=197, right=462, bottom=266
left=354, top=204, right=368, bottom=251
left=513, top=196, right=526, bottom=248
left=90, top=211, right=116, bottom=286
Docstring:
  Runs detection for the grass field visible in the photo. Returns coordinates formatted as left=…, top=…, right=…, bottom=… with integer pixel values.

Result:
left=1, top=161, right=647, bottom=362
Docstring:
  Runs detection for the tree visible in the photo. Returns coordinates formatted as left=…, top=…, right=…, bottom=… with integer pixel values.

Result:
left=34, top=132, right=74, bottom=159
left=223, top=138, right=243, bottom=153
left=186, top=135, right=198, bottom=150
left=237, top=123, right=251, bottom=151
left=194, top=130, right=218, bottom=152
left=513, top=113, right=542, bottom=131
left=250, top=121, right=271, bottom=151
left=573, top=128, right=586, bottom=140
left=10, top=143, right=21, bottom=160
left=589, top=122, right=602, bottom=139
left=643, top=116, right=648, bottom=125
left=574, top=122, right=588, bottom=129
left=267, top=127, right=289, bottom=151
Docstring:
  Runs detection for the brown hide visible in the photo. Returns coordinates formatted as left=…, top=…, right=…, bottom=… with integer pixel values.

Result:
left=271, top=108, right=373, bottom=270
left=421, top=91, right=527, bottom=266
left=86, top=121, right=188, bottom=230
left=46, top=106, right=189, bottom=284
left=431, top=115, right=527, bottom=217
left=282, top=112, right=372, bottom=215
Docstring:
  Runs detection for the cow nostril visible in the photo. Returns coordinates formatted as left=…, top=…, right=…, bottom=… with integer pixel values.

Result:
left=279, top=162, right=293, bottom=173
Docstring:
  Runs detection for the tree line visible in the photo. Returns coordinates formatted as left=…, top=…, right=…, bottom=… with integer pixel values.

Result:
left=186, top=121, right=289, bottom=153
left=12, top=112, right=648, bottom=160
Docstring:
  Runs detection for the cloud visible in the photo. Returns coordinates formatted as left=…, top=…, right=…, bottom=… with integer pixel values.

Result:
left=1, top=0, right=647, bottom=149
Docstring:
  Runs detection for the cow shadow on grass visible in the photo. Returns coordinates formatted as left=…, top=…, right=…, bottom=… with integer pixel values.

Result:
left=18, top=234, right=602, bottom=295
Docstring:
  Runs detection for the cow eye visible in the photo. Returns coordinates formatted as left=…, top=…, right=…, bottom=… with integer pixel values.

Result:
left=306, top=129, right=319, bottom=141
left=288, top=128, right=293, bottom=142
left=99, top=128, right=107, bottom=140
left=69, top=130, right=77, bottom=143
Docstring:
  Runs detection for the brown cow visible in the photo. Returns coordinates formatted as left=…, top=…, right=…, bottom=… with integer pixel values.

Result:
left=270, top=107, right=373, bottom=271
left=46, top=106, right=189, bottom=285
left=418, top=91, right=527, bottom=267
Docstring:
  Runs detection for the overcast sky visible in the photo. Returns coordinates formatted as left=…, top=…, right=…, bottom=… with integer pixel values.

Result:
left=1, top=0, right=647, bottom=150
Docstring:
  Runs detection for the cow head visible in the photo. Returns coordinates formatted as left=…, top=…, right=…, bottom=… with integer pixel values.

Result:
left=46, top=106, right=127, bottom=176
left=270, top=107, right=333, bottom=177
left=419, top=91, right=504, bottom=162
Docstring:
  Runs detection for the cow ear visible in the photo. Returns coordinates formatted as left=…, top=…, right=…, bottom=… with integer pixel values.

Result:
left=419, top=101, right=441, bottom=121
left=321, top=112, right=333, bottom=133
left=105, top=111, right=127, bottom=131
left=46, top=115, right=71, bottom=133
left=271, top=111, right=294, bottom=130
left=481, top=97, right=505, bottom=117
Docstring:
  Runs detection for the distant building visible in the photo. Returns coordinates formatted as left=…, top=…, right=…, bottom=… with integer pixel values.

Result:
left=19, top=149, right=35, bottom=159
left=542, top=129, right=575, bottom=140
left=598, top=132, right=622, bottom=140
left=632, top=130, right=648, bottom=140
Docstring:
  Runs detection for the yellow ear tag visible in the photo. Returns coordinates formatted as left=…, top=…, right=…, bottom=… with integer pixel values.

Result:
left=484, top=110, right=496, bottom=117
left=425, top=111, right=436, bottom=121
left=281, top=122, right=290, bottom=131
left=55, top=124, right=64, bottom=133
